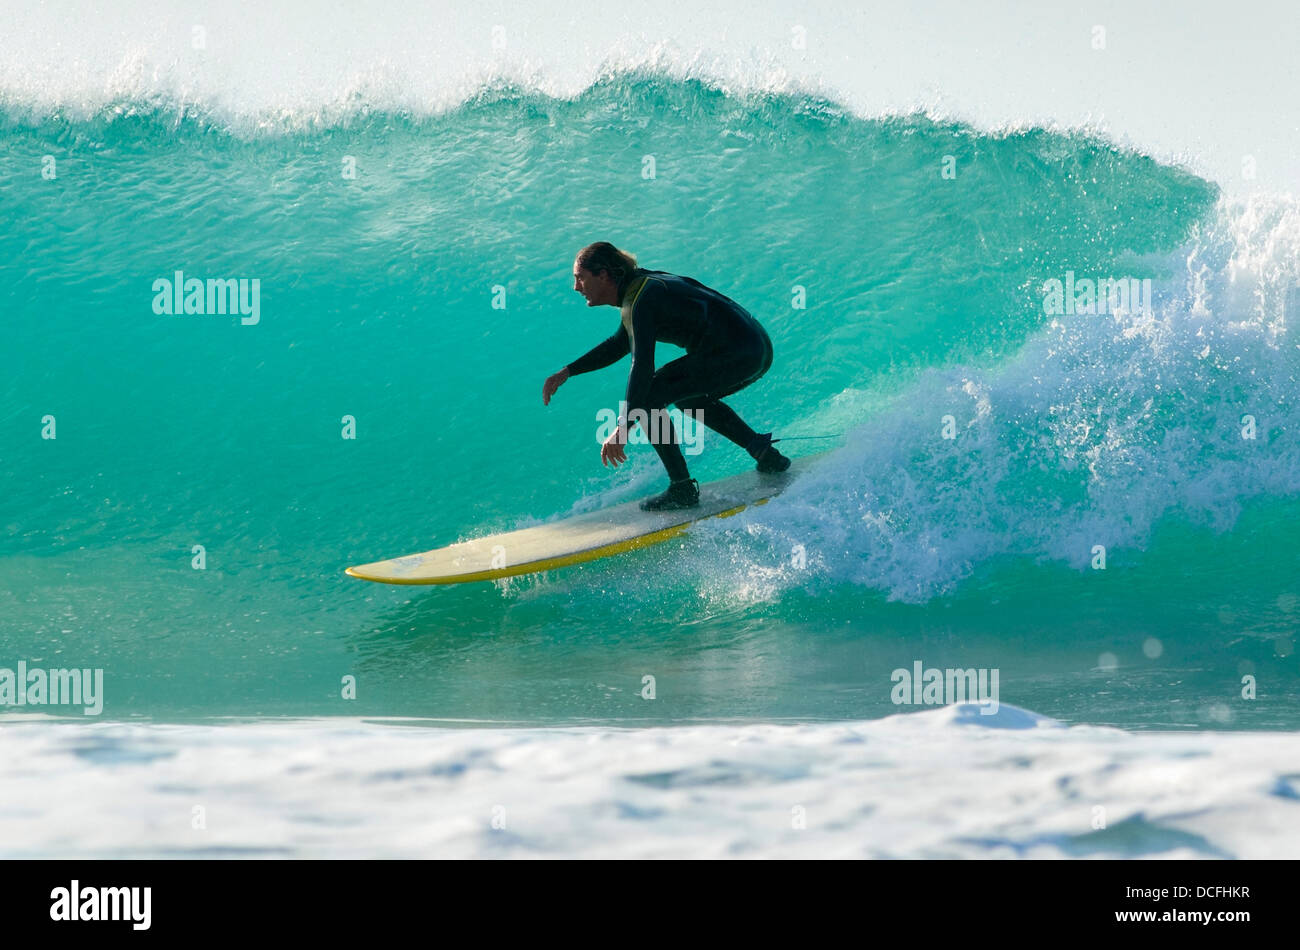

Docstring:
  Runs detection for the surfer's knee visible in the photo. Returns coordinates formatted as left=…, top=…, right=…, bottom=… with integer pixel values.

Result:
left=674, top=394, right=714, bottom=411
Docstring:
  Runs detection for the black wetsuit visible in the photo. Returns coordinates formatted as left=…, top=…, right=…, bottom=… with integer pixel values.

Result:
left=565, top=269, right=775, bottom=482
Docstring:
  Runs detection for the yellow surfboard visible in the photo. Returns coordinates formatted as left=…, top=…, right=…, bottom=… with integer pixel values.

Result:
left=345, top=454, right=822, bottom=585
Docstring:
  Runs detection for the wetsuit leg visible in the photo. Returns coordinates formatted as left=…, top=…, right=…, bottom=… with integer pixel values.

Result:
left=638, top=363, right=695, bottom=482
left=676, top=396, right=759, bottom=449
left=676, top=335, right=773, bottom=452
left=637, top=335, right=773, bottom=481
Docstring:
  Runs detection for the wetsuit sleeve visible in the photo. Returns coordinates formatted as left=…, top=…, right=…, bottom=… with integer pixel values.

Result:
left=565, top=325, right=629, bottom=376
left=622, top=281, right=662, bottom=428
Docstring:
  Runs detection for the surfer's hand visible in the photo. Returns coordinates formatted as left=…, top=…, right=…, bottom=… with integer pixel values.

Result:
left=601, top=426, right=628, bottom=467
left=542, top=368, right=570, bottom=405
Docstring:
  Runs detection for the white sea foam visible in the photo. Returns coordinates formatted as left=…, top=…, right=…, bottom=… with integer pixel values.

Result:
left=1, top=707, right=1296, bottom=858
left=690, top=195, right=1300, bottom=602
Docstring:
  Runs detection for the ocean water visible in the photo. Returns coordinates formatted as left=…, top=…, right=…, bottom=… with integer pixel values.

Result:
left=4, top=18, right=1300, bottom=857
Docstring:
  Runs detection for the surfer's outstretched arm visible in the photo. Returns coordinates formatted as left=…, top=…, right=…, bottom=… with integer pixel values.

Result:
left=567, top=326, right=630, bottom=376
left=544, top=326, right=630, bottom=404
left=620, top=286, right=659, bottom=426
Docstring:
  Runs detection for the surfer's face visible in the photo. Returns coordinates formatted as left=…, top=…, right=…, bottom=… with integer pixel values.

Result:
left=574, top=263, right=617, bottom=307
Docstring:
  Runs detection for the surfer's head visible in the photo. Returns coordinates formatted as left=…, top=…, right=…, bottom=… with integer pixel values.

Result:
left=574, top=242, right=638, bottom=307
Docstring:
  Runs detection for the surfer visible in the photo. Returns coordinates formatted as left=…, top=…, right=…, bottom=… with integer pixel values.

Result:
left=542, top=241, right=791, bottom=511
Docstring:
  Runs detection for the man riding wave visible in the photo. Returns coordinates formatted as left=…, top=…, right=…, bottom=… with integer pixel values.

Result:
left=543, top=241, right=791, bottom=511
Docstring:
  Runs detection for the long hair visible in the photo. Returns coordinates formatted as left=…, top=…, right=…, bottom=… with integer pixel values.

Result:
left=576, top=242, right=639, bottom=293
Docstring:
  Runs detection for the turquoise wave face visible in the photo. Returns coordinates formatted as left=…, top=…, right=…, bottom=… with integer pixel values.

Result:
left=3, top=74, right=1296, bottom=727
